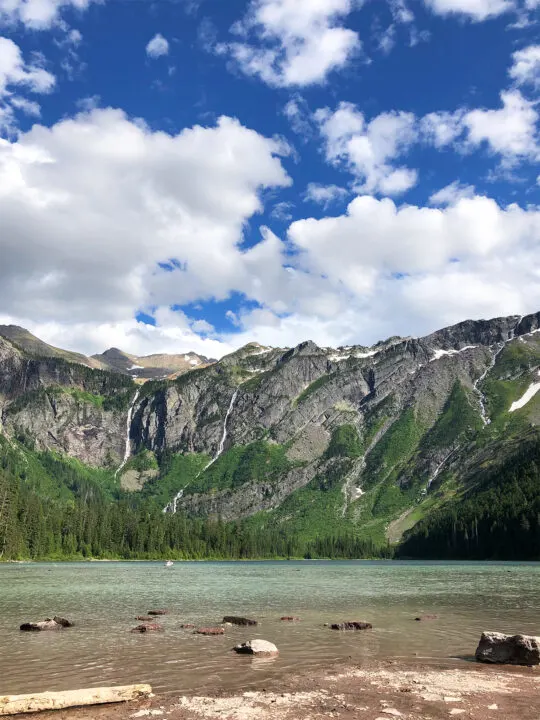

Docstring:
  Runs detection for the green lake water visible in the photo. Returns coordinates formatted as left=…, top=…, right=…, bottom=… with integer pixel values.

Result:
left=1, top=560, right=539, bottom=695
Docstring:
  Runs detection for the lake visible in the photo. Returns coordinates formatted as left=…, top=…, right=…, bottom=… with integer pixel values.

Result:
left=1, top=560, right=539, bottom=696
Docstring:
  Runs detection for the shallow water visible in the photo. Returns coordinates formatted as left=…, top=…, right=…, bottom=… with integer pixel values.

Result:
left=0, top=560, right=539, bottom=695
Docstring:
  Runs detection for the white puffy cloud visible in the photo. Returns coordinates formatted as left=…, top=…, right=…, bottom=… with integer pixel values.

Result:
left=0, top=37, right=55, bottom=133
left=0, top=0, right=97, bottom=29
left=318, top=90, right=539, bottom=196
left=0, top=107, right=294, bottom=355
left=146, top=33, right=169, bottom=59
left=304, top=182, right=349, bottom=207
left=218, top=0, right=361, bottom=87
left=510, top=45, right=540, bottom=89
left=429, top=181, right=476, bottom=206
left=315, top=101, right=418, bottom=195
left=464, top=90, right=539, bottom=162
left=0, top=37, right=55, bottom=95
left=228, top=193, right=540, bottom=349
left=422, top=0, right=515, bottom=21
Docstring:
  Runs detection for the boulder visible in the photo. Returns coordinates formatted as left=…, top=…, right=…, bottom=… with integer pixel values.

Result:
left=280, top=616, right=300, bottom=622
left=475, top=632, right=540, bottom=665
left=195, top=627, right=225, bottom=635
left=415, top=615, right=438, bottom=622
left=233, top=639, right=279, bottom=657
left=223, top=616, right=257, bottom=626
left=130, top=623, right=164, bottom=633
left=20, top=618, right=70, bottom=632
left=52, top=616, right=73, bottom=627
left=330, top=622, right=372, bottom=631
left=147, top=610, right=168, bottom=616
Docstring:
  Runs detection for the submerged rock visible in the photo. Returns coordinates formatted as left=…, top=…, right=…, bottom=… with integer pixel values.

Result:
left=136, top=616, right=154, bottom=621
left=223, top=616, right=257, bottom=626
left=330, top=622, right=372, bottom=631
left=475, top=632, right=540, bottom=665
left=148, top=610, right=168, bottom=616
left=195, top=627, right=225, bottom=635
left=415, top=615, right=438, bottom=622
left=233, top=639, right=278, bottom=657
left=52, top=616, right=74, bottom=627
left=180, top=623, right=196, bottom=629
left=131, top=623, right=164, bottom=633
left=280, top=616, right=300, bottom=622
left=20, top=618, right=72, bottom=632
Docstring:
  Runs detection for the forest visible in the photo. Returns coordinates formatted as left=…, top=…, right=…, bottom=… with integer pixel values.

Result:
left=0, top=436, right=390, bottom=561
left=399, top=440, right=540, bottom=560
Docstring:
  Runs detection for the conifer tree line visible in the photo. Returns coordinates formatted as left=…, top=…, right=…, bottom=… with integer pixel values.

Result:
left=0, top=438, right=390, bottom=561
left=399, top=441, right=540, bottom=559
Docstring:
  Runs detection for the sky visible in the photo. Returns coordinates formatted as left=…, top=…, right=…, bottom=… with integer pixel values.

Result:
left=0, top=0, right=539, bottom=359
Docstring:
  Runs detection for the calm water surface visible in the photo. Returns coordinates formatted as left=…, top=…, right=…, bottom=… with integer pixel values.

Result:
left=0, top=560, right=539, bottom=695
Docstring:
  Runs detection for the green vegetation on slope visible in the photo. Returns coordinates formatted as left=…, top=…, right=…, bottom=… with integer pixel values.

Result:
left=423, top=382, right=483, bottom=449
left=325, top=424, right=363, bottom=459
left=0, top=437, right=390, bottom=560
left=399, top=435, right=540, bottom=559
left=185, top=440, right=294, bottom=495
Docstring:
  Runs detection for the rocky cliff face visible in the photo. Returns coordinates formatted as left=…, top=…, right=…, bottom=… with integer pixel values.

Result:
left=1, top=313, right=540, bottom=540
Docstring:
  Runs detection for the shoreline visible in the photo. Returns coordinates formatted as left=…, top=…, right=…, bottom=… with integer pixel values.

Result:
left=18, top=657, right=540, bottom=720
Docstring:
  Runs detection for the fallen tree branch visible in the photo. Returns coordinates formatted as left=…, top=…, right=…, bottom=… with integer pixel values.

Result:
left=0, top=684, right=152, bottom=716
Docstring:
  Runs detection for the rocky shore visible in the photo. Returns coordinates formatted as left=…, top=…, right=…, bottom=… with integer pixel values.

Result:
left=16, top=658, right=540, bottom=720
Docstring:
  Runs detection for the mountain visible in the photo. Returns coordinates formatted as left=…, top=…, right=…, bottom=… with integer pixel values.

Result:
left=92, top=348, right=215, bottom=380
left=0, top=325, right=214, bottom=382
left=1, top=312, right=539, bottom=560
left=0, top=325, right=105, bottom=370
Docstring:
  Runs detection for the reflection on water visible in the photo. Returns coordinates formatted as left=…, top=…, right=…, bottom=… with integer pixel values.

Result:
left=0, top=560, right=539, bottom=695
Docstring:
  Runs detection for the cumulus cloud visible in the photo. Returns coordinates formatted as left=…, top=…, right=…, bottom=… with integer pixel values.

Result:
left=0, top=37, right=55, bottom=133
left=510, top=45, right=540, bottom=89
left=304, top=182, right=349, bottom=207
left=429, top=181, right=476, bottom=206
left=0, top=107, right=293, bottom=355
left=315, top=101, right=418, bottom=195
left=0, top=0, right=97, bottom=30
left=422, top=0, right=515, bottom=21
left=146, top=33, right=169, bottom=58
left=317, top=91, right=539, bottom=196
left=218, top=0, right=361, bottom=87
left=2, top=107, right=540, bottom=354
left=463, top=90, right=539, bottom=162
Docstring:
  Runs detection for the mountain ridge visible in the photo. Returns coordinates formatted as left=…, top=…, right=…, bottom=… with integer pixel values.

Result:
left=1, top=310, right=539, bottom=559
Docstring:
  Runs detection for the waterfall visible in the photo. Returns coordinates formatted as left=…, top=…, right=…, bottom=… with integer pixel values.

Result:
left=164, top=388, right=240, bottom=513
left=115, top=388, right=141, bottom=477
left=213, top=389, right=238, bottom=464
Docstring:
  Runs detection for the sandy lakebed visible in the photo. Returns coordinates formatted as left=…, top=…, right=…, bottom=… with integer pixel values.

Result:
left=18, top=658, right=540, bottom=720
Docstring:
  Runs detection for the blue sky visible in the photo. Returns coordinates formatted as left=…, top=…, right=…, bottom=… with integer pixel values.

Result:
left=0, top=0, right=539, bottom=357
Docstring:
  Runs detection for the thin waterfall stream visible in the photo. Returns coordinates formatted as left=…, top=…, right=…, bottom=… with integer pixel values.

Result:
left=165, top=387, right=240, bottom=513
left=115, top=388, right=141, bottom=477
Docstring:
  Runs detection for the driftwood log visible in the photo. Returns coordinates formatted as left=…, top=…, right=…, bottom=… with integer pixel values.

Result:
left=0, top=684, right=152, bottom=716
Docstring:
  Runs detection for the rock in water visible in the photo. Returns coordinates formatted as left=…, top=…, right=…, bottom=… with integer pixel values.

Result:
left=475, top=632, right=540, bottom=665
left=330, top=622, right=372, bottom=631
left=233, top=639, right=278, bottom=657
left=148, top=610, right=168, bottom=616
left=20, top=618, right=68, bottom=631
left=195, top=627, right=225, bottom=635
left=130, top=623, right=164, bottom=633
left=280, top=616, right=300, bottom=621
left=53, top=616, right=74, bottom=627
left=415, top=615, right=438, bottom=622
left=223, top=616, right=258, bottom=626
